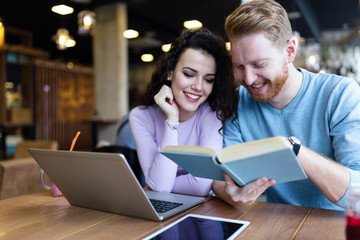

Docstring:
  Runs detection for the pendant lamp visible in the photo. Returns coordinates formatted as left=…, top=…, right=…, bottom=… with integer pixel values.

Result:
left=78, top=10, right=95, bottom=36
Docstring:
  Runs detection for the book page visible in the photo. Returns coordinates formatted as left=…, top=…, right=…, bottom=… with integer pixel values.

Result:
left=161, top=145, right=216, bottom=156
left=218, top=136, right=290, bottom=163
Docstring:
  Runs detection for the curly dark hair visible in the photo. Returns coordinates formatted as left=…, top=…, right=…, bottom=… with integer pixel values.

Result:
left=137, top=27, right=238, bottom=130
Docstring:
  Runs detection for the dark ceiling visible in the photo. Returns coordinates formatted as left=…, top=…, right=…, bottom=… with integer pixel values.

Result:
left=0, top=0, right=359, bottom=66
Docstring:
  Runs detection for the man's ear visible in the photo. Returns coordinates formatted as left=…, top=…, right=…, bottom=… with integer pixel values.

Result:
left=285, top=39, right=297, bottom=63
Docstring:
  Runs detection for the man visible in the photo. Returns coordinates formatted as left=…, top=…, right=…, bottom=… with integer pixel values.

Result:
left=212, top=0, right=360, bottom=210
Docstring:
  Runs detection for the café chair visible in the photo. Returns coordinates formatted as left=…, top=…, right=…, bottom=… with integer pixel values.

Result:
left=0, top=140, right=58, bottom=199
left=13, top=140, right=58, bottom=159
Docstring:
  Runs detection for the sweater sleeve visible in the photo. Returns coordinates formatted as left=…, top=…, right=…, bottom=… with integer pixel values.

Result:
left=129, top=107, right=179, bottom=193
left=327, top=79, right=360, bottom=208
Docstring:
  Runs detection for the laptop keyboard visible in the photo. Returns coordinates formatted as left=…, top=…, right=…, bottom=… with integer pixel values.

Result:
left=149, top=199, right=184, bottom=213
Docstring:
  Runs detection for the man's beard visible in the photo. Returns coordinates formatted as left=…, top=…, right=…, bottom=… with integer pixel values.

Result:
left=244, top=61, right=289, bottom=102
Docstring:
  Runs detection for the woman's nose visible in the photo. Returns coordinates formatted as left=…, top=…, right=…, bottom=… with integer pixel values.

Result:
left=191, top=78, right=202, bottom=90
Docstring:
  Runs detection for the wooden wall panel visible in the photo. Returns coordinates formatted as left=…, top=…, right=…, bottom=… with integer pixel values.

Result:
left=34, top=60, right=94, bottom=151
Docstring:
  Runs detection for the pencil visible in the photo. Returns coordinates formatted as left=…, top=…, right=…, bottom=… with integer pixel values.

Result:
left=70, top=131, right=81, bottom=151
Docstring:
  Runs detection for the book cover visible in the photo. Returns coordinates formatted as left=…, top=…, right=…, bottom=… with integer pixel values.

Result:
left=160, top=137, right=308, bottom=186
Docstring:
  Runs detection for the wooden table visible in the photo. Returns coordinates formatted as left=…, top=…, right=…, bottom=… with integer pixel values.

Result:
left=0, top=191, right=345, bottom=239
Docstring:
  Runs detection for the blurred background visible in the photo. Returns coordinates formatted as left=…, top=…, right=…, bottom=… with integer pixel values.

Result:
left=0, top=0, right=359, bottom=156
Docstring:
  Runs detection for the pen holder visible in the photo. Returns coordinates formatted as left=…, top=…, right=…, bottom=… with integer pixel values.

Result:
left=40, top=169, right=63, bottom=197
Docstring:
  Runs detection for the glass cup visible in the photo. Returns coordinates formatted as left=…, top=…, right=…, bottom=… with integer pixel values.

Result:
left=345, top=182, right=360, bottom=240
left=40, top=169, right=63, bottom=197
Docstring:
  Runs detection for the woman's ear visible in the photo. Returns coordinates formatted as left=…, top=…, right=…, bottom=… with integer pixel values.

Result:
left=167, top=71, right=173, bottom=81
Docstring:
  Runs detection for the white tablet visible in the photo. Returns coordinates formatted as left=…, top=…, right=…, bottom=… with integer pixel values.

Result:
left=142, top=214, right=250, bottom=240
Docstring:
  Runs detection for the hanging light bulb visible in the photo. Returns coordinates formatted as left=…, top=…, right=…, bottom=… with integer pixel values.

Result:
left=141, top=54, right=154, bottom=62
left=123, top=29, right=139, bottom=39
left=306, top=52, right=320, bottom=71
left=78, top=10, right=96, bottom=36
left=52, top=28, right=76, bottom=50
left=161, top=43, right=172, bottom=52
left=0, top=18, right=4, bottom=48
left=183, top=20, right=202, bottom=29
left=51, top=4, right=74, bottom=15
left=241, top=0, right=252, bottom=5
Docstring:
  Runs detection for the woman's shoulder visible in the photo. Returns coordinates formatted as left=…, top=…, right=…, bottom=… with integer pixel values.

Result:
left=130, top=105, right=163, bottom=123
left=131, top=105, right=159, bottom=116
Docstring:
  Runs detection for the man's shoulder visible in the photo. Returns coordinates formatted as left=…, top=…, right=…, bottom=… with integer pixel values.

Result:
left=299, top=68, right=358, bottom=98
left=303, top=68, right=356, bottom=88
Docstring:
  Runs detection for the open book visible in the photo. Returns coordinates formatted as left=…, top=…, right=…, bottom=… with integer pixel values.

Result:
left=160, top=136, right=307, bottom=186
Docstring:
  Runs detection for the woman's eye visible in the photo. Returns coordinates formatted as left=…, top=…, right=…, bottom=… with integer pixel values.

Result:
left=205, top=78, right=215, bottom=83
left=183, top=72, right=193, bottom=77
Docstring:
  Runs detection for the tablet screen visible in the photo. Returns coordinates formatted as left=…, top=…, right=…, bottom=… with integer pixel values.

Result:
left=142, top=214, right=250, bottom=240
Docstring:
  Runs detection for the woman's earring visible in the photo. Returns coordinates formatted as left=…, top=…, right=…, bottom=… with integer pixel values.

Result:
left=167, top=77, right=171, bottom=81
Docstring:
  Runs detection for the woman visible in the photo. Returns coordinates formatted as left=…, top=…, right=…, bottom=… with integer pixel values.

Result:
left=129, top=27, right=238, bottom=196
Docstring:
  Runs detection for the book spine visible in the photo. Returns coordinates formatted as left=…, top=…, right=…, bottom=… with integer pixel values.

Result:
left=219, top=164, right=246, bottom=187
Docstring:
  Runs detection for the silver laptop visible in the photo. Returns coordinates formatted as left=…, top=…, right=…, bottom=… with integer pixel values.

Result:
left=29, top=149, right=205, bottom=221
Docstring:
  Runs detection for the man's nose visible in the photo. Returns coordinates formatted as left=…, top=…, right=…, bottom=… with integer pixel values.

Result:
left=243, top=68, right=257, bottom=86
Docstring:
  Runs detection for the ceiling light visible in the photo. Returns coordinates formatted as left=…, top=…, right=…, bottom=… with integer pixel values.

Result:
left=307, top=53, right=317, bottom=67
left=161, top=44, right=171, bottom=52
left=306, top=52, right=320, bottom=71
left=288, top=11, right=302, bottom=20
left=51, top=4, right=74, bottom=15
left=0, top=19, right=4, bottom=48
left=52, top=28, right=76, bottom=50
left=183, top=20, right=202, bottom=29
left=78, top=10, right=96, bottom=35
left=67, top=62, right=74, bottom=69
left=318, top=69, right=326, bottom=74
left=141, top=54, right=154, bottom=62
left=66, top=39, right=76, bottom=48
left=123, top=29, right=139, bottom=39
left=241, top=0, right=252, bottom=5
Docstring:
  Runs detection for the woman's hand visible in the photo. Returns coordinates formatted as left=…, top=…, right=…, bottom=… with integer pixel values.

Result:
left=154, top=85, right=179, bottom=123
